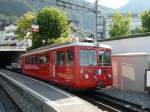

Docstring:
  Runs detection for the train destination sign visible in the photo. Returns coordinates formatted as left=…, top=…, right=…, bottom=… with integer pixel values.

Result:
left=31, top=24, right=39, bottom=32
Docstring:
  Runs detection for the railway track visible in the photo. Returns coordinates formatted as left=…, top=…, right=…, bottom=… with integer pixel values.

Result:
left=0, top=102, right=5, bottom=112
left=79, top=90, right=150, bottom=112
left=75, top=92, right=120, bottom=112
left=0, top=85, right=22, bottom=112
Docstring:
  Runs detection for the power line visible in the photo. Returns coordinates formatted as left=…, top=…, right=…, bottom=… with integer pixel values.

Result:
left=56, top=0, right=95, bottom=12
left=36, top=0, right=102, bottom=39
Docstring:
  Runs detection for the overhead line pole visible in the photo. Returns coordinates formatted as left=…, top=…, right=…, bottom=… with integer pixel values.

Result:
left=95, top=0, right=99, bottom=41
left=55, top=0, right=101, bottom=41
left=56, top=0, right=95, bottom=12
left=40, top=0, right=101, bottom=40
left=33, top=0, right=37, bottom=24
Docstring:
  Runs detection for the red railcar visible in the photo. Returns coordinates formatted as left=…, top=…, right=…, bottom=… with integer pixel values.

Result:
left=21, top=42, right=112, bottom=89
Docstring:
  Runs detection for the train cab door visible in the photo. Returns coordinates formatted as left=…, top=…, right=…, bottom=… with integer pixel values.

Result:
left=50, top=51, right=56, bottom=80
left=55, top=49, right=66, bottom=83
left=66, top=48, right=74, bottom=82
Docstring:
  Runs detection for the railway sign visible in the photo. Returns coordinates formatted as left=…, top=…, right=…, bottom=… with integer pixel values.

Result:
left=145, top=69, right=150, bottom=92
left=31, top=24, right=39, bottom=32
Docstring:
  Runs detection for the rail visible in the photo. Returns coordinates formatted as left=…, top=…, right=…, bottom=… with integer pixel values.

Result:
left=75, top=92, right=120, bottom=112
left=90, top=90, right=150, bottom=112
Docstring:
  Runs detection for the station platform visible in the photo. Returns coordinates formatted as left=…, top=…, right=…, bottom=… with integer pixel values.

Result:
left=0, top=69, right=101, bottom=112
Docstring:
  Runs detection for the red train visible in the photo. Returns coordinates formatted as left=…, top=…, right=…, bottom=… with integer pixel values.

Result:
left=21, top=41, right=112, bottom=90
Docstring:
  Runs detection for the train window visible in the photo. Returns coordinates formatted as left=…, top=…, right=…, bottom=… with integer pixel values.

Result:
left=25, top=57, right=29, bottom=64
left=29, top=56, right=32, bottom=64
left=39, top=56, right=46, bottom=64
left=31, top=57, right=35, bottom=64
left=80, top=50, right=97, bottom=66
left=56, top=51, right=65, bottom=65
left=39, top=54, right=50, bottom=64
left=67, top=49, right=74, bottom=65
left=99, top=51, right=111, bottom=66
left=45, top=55, right=50, bottom=64
left=34, top=56, right=39, bottom=64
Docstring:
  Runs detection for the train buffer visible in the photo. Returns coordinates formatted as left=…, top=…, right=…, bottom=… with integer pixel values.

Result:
left=0, top=69, right=101, bottom=112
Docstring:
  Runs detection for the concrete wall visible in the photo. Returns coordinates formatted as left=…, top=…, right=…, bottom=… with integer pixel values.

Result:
left=112, top=54, right=150, bottom=92
left=101, top=36, right=150, bottom=54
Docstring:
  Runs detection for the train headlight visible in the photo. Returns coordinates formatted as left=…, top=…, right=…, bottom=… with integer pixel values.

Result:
left=108, top=74, right=112, bottom=78
left=84, top=74, right=89, bottom=79
left=103, top=76, right=107, bottom=80
left=97, top=69, right=101, bottom=75
left=94, top=76, right=98, bottom=80
left=80, top=70, right=84, bottom=74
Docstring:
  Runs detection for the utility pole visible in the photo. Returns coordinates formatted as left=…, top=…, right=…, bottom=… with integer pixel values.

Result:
left=33, top=0, right=37, bottom=24
left=32, top=0, right=39, bottom=32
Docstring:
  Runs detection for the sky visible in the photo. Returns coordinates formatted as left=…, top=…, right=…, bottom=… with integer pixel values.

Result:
left=85, top=0, right=129, bottom=9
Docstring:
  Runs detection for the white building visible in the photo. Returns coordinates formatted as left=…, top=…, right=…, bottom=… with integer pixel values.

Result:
left=3, top=24, right=17, bottom=46
left=0, top=24, right=30, bottom=46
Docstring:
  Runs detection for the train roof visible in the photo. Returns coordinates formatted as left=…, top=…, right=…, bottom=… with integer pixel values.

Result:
left=23, top=42, right=111, bottom=56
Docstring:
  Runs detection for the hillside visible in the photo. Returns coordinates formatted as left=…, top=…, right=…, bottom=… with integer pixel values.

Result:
left=0, top=0, right=31, bottom=16
left=0, top=0, right=112, bottom=32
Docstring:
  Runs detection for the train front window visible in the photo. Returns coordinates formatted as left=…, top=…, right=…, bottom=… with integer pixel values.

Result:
left=80, top=50, right=97, bottom=66
left=99, top=51, right=111, bottom=66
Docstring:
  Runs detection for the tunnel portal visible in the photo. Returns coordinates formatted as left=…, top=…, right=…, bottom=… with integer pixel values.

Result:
left=0, top=51, right=23, bottom=68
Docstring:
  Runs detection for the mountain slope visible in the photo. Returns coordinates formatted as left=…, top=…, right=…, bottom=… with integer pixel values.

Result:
left=0, top=0, right=113, bottom=32
left=119, top=0, right=150, bottom=12
left=0, top=0, right=31, bottom=16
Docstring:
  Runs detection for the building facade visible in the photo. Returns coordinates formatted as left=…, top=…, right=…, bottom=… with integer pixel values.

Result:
left=96, top=13, right=142, bottom=40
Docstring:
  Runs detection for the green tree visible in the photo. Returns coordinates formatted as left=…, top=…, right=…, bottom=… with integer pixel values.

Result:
left=32, top=7, right=71, bottom=48
left=141, top=10, right=150, bottom=32
left=16, top=8, right=71, bottom=49
left=16, top=12, right=34, bottom=40
left=135, top=27, right=144, bottom=33
left=110, top=12, right=131, bottom=38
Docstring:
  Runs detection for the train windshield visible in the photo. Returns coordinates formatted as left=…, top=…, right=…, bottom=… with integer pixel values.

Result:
left=80, top=50, right=97, bottom=66
left=99, top=51, right=111, bottom=66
